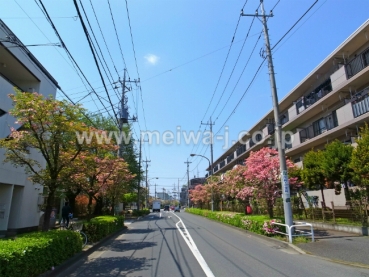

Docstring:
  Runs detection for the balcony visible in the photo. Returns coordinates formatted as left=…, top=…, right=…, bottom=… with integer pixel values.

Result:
left=236, top=144, right=246, bottom=156
left=346, top=45, right=369, bottom=79
left=352, top=86, right=369, bottom=118
left=296, top=78, right=332, bottom=115
left=226, top=153, right=234, bottom=163
left=299, top=111, right=338, bottom=143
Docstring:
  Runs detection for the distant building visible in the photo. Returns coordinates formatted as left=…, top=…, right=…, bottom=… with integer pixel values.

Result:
left=156, top=192, right=171, bottom=201
left=0, top=20, right=59, bottom=236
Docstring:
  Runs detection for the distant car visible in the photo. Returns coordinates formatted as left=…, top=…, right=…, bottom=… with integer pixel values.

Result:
left=164, top=205, right=170, bottom=211
left=174, top=206, right=180, bottom=212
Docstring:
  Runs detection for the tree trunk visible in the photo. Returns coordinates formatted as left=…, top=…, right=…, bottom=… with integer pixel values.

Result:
left=93, top=196, right=103, bottom=216
left=320, top=184, right=326, bottom=208
left=267, top=200, right=274, bottom=218
left=65, top=188, right=81, bottom=213
left=42, top=189, right=55, bottom=231
left=87, top=194, right=93, bottom=222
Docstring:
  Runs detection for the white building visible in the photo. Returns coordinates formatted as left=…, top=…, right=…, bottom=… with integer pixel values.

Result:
left=0, top=19, right=59, bottom=236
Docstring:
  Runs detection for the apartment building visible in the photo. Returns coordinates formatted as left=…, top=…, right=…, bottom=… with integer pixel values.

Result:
left=211, top=19, right=369, bottom=179
left=0, top=19, right=59, bottom=236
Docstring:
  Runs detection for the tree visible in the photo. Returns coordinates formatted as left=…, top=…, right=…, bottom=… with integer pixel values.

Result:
left=0, top=91, right=87, bottom=231
left=190, top=184, right=208, bottom=208
left=322, top=140, right=353, bottom=201
left=301, top=149, right=326, bottom=208
left=242, top=147, right=297, bottom=218
left=350, top=124, right=369, bottom=201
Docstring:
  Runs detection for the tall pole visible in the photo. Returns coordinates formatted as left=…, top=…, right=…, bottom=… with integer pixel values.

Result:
left=184, top=159, right=192, bottom=207
left=241, top=0, right=293, bottom=229
left=143, top=160, right=151, bottom=208
left=137, top=138, right=142, bottom=211
left=155, top=183, right=157, bottom=199
left=201, top=117, right=214, bottom=211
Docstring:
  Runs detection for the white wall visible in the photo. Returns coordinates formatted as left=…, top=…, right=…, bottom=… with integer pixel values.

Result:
left=301, top=188, right=346, bottom=209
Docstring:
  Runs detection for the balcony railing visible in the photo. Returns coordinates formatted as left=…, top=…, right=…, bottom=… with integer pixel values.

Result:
left=296, top=78, right=332, bottom=115
left=352, top=94, right=369, bottom=118
left=346, top=46, right=369, bottom=79
left=299, top=111, right=338, bottom=143
left=236, top=144, right=246, bottom=156
left=227, top=154, right=234, bottom=163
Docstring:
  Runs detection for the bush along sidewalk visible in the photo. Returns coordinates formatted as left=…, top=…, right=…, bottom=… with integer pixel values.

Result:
left=186, top=208, right=285, bottom=236
left=0, top=215, right=125, bottom=277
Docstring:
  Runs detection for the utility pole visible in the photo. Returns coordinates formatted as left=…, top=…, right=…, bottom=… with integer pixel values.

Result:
left=137, top=138, right=142, bottom=211
left=117, top=69, right=138, bottom=158
left=184, top=159, right=192, bottom=207
left=143, top=159, right=151, bottom=208
left=155, top=183, right=157, bottom=199
left=201, top=116, right=214, bottom=176
left=241, top=0, right=293, bottom=229
left=201, top=117, right=215, bottom=211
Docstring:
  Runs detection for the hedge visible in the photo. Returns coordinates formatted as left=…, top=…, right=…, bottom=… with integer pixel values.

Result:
left=0, top=230, right=82, bottom=277
left=0, top=215, right=125, bottom=277
left=132, top=209, right=150, bottom=217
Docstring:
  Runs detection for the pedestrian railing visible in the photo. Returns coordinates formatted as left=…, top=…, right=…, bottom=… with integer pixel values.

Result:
left=272, top=221, right=314, bottom=243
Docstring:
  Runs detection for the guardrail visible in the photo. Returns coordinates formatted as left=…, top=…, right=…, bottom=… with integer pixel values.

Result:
left=272, top=221, right=314, bottom=243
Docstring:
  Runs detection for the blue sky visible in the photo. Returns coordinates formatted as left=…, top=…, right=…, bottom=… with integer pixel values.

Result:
left=1, top=0, right=369, bottom=197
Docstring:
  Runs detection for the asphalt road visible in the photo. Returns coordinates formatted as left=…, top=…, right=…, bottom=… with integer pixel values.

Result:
left=60, top=211, right=369, bottom=277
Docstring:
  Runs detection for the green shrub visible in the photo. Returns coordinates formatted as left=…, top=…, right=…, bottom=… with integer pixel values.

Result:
left=132, top=209, right=150, bottom=217
left=83, top=216, right=124, bottom=243
left=0, top=230, right=82, bottom=277
left=186, top=208, right=283, bottom=235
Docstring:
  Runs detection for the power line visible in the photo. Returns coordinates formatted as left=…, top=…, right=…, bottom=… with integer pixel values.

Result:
left=36, top=0, right=113, bottom=119
left=72, top=0, right=119, bottom=124
left=214, top=31, right=262, bottom=121
left=271, top=0, right=318, bottom=51
left=124, top=0, right=150, bottom=160
left=200, top=0, right=250, bottom=125
left=88, top=0, right=120, bottom=77
left=215, top=58, right=266, bottom=135
left=78, top=0, right=120, bottom=100
left=210, top=15, right=256, bottom=120
left=107, top=0, right=127, bottom=69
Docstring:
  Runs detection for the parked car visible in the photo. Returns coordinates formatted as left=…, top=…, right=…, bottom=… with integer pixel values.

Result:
left=174, top=206, right=180, bottom=212
left=164, top=205, right=170, bottom=211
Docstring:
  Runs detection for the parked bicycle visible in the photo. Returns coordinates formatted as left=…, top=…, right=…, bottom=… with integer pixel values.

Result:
left=60, top=218, right=88, bottom=248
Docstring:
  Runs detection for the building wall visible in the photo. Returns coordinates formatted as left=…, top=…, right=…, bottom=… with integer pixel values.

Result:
left=0, top=20, right=58, bottom=236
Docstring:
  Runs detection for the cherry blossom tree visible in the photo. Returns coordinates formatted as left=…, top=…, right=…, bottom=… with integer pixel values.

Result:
left=242, top=147, right=298, bottom=218
left=190, top=184, right=208, bottom=208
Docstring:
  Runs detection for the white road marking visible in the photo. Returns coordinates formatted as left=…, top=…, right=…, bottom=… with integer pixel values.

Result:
left=172, top=213, right=215, bottom=277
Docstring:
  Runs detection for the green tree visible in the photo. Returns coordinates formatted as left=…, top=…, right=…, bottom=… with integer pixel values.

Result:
left=301, top=149, right=326, bottom=208
left=322, top=140, right=353, bottom=201
left=350, top=124, right=369, bottom=201
left=0, top=91, right=87, bottom=231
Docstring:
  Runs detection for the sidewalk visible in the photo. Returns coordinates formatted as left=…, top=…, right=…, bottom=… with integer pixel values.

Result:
left=295, top=226, right=369, bottom=267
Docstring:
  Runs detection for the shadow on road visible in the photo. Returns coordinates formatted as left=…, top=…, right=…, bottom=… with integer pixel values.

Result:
left=98, top=240, right=157, bottom=252
left=76, top=256, right=154, bottom=276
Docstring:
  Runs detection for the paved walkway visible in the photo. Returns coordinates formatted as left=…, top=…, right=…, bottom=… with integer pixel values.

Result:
left=296, top=226, right=369, bottom=267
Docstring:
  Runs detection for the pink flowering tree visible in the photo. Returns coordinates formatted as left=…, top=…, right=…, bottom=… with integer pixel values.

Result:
left=242, top=147, right=298, bottom=218
left=190, top=184, right=208, bottom=208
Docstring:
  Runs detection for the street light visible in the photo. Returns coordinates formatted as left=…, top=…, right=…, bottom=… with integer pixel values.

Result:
left=190, top=153, right=214, bottom=212
left=147, top=177, right=159, bottom=206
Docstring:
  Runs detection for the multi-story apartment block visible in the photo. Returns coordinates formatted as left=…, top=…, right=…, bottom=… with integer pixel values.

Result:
left=0, top=20, right=59, bottom=236
left=211, top=19, right=369, bottom=180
